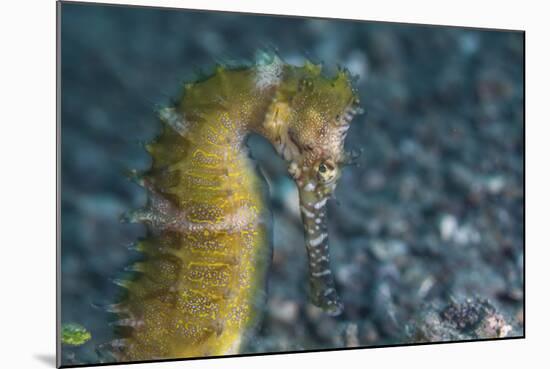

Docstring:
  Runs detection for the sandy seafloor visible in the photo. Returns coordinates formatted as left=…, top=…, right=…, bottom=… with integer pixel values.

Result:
left=59, top=2, right=524, bottom=365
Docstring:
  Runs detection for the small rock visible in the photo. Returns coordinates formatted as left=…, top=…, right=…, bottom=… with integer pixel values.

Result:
left=268, top=298, right=299, bottom=325
left=486, top=176, right=506, bottom=195
left=440, top=214, right=458, bottom=241
left=344, top=323, right=360, bottom=347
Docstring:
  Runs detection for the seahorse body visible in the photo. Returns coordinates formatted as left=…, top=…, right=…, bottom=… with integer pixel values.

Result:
left=106, top=54, right=361, bottom=362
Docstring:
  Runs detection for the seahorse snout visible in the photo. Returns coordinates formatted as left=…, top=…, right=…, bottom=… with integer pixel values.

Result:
left=297, top=181, right=343, bottom=316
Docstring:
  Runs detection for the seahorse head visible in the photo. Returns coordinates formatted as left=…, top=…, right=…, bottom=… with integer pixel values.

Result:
left=263, top=61, right=362, bottom=315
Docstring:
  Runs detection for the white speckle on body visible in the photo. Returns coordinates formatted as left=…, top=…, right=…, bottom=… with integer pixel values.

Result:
left=309, top=233, right=327, bottom=247
left=312, top=269, right=331, bottom=277
left=314, top=197, right=327, bottom=209
left=304, top=182, right=316, bottom=192
left=300, top=206, right=315, bottom=218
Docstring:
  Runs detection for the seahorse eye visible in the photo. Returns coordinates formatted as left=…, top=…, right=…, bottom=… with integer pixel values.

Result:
left=317, top=161, right=337, bottom=183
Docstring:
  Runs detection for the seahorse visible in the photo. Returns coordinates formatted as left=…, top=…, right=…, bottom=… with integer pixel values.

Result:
left=102, top=53, right=362, bottom=362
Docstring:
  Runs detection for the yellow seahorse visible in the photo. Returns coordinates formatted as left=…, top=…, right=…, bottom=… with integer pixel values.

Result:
left=103, top=53, right=362, bottom=362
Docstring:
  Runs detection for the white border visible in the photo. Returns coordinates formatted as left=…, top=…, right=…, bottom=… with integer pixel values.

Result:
left=2, top=0, right=547, bottom=368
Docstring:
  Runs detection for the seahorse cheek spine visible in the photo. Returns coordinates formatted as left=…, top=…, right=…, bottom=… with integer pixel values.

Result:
left=105, top=56, right=361, bottom=361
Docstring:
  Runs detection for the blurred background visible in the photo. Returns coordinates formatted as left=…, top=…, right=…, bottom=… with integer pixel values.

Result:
left=60, top=2, right=524, bottom=365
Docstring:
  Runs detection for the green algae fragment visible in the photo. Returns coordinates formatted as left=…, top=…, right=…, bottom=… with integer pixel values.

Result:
left=61, top=323, right=91, bottom=346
